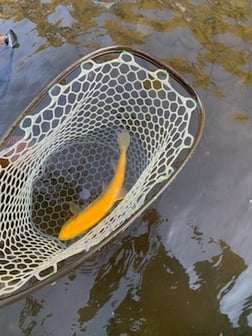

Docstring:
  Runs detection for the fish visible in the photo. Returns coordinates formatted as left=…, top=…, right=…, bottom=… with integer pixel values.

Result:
left=58, top=130, right=131, bottom=241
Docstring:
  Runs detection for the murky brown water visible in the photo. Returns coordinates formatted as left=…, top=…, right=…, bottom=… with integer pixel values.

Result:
left=1, top=0, right=252, bottom=334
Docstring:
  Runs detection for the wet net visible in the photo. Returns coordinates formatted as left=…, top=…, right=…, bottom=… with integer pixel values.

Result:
left=0, top=47, right=204, bottom=299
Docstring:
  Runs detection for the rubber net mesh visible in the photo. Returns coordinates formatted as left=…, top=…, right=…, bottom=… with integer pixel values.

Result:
left=0, top=51, right=197, bottom=295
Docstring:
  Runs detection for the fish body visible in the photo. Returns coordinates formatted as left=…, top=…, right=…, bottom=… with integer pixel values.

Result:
left=58, top=130, right=130, bottom=241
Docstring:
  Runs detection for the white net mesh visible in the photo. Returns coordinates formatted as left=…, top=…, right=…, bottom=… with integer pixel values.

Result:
left=0, top=50, right=198, bottom=296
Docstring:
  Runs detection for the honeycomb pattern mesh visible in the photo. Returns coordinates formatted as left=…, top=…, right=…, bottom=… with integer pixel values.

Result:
left=0, top=51, right=197, bottom=296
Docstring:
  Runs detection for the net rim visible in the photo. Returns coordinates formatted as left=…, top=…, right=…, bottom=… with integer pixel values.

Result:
left=0, top=45, right=205, bottom=306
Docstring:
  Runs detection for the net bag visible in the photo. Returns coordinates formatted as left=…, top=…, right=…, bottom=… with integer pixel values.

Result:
left=0, top=46, right=204, bottom=302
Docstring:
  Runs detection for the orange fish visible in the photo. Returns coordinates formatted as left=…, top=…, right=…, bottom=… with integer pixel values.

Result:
left=58, top=130, right=130, bottom=241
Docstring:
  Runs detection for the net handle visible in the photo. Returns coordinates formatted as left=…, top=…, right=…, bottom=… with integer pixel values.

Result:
left=0, top=46, right=205, bottom=306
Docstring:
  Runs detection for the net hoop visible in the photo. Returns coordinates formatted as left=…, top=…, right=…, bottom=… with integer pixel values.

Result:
left=0, top=45, right=205, bottom=306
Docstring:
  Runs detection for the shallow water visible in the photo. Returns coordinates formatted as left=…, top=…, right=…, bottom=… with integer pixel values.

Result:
left=0, top=0, right=252, bottom=334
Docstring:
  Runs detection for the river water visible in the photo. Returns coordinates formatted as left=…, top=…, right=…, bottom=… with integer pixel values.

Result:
left=0, top=0, right=252, bottom=335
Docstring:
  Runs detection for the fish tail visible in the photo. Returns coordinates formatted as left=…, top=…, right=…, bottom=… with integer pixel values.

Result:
left=117, top=130, right=130, bottom=151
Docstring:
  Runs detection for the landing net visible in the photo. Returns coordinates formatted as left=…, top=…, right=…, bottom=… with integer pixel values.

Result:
left=0, top=47, right=204, bottom=300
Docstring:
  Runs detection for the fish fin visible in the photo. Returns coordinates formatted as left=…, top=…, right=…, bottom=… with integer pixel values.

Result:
left=111, top=159, right=117, bottom=172
left=79, top=187, right=91, bottom=200
left=69, top=202, right=81, bottom=215
left=102, top=181, right=107, bottom=192
left=115, top=187, right=128, bottom=201
left=117, top=130, right=130, bottom=151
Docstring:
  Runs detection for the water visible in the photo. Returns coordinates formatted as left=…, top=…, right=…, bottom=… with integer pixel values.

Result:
left=0, top=0, right=252, bottom=334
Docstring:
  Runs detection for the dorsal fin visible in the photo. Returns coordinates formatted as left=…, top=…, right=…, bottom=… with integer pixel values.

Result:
left=114, top=187, right=128, bottom=201
left=69, top=202, right=82, bottom=216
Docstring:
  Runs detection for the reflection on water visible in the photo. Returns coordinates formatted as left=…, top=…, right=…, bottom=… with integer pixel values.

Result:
left=3, top=212, right=252, bottom=335
left=0, top=0, right=252, bottom=334
left=77, top=228, right=244, bottom=335
left=1, top=0, right=252, bottom=91
left=0, top=48, right=14, bottom=99
left=77, top=210, right=161, bottom=333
